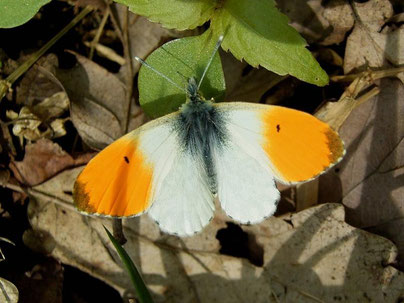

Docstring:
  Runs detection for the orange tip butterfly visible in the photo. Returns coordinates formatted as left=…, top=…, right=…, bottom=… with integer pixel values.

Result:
left=73, top=36, right=344, bottom=236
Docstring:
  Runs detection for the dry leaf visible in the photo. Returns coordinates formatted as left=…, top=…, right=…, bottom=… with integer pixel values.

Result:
left=0, top=277, right=19, bottom=303
left=277, top=0, right=354, bottom=45
left=319, top=78, right=404, bottom=269
left=55, top=53, right=146, bottom=150
left=315, top=74, right=378, bottom=130
left=27, top=167, right=404, bottom=302
left=0, top=168, right=10, bottom=186
left=344, top=0, right=404, bottom=81
left=321, top=0, right=355, bottom=45
left=6, top=92, right=69, bottom=142
left=22, top=229, right=56, bottom=255
left=16, top=54, right=61, bottom=106
left=10, top=138, right=93, bottom=186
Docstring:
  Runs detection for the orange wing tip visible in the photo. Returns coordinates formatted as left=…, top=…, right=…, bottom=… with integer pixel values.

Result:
left=324, top=128, right=345, bottom=165
left=261, top=106, right=346, bottom=184
left=73, top=179, right=150, bottom=218
left=293, top=129, right=345, bottom=183
left=73, top=179, right=96, bottom=213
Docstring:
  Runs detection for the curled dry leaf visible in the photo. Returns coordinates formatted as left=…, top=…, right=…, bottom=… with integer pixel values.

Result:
left=6, top=92, right=69, bottom=142
left=55, top=53, right=145, bottom=150
left=27, top=166, right=404, bottom=302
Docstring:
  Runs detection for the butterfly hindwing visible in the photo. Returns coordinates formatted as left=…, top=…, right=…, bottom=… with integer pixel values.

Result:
left=148, top=150, right=215, bottom=236
left=212, top=137, right=280, bottom=224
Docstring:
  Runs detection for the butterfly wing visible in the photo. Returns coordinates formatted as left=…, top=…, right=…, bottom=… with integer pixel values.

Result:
left=74, top=114, right=175, bottom=217
left=212, top=102, right=344, bottom=223
left=148, top=150, right=214, bottom=236
left=74, top=112, right=214, bottom=236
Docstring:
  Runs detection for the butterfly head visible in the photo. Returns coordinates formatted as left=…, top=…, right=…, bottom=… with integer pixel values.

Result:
left=186, top=77, right=204, bottom=104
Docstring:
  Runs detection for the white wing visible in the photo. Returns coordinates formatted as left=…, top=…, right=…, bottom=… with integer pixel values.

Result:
left=213, top=105, right=280, bottom=223
left=144, top=128, right=215, bottom=236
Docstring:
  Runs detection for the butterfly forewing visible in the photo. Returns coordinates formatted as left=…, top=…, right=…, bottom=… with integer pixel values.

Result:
left=74, top=114, right=175, bottom=217
left=215, top=103, right=345, bottom=184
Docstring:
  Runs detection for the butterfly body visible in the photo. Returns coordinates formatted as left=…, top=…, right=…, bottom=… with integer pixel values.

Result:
left=176, top=77, right=228, bottom=193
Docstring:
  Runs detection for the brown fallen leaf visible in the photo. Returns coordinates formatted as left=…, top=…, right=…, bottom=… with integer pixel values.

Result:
left=55, top=53, right=146, bottom=150
left=344, top=0, right=404, bottom=82
left=27, top=167, right=404, bottom=302
left=319, top=78, right=404, bottom=270
left=15, top=54, right=61, bottom=106
left=277, top=0, right=354, bottom=45
left=22, top=229, right=56, bottom=255
left=10, top=138, right=93, bottom=186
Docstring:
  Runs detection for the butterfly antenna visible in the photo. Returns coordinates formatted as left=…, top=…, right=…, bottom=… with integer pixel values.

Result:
left=197, top=35, right=224, bottom=90
left=134, top=56, right=186, bottom=93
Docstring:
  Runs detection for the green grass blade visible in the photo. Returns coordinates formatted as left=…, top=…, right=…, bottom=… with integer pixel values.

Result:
left=104, top=226, right=154, bottom=303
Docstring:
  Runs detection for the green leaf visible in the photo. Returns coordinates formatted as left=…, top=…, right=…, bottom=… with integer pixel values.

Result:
left=0, top=0, right=52, bottom=28
left=104, top=227, right=154, bottom=303
left=211, top=0, right=328, bottom=86
left=138, top=30, right=226, bottom=118
left=114, top=0, right=216, bottom=30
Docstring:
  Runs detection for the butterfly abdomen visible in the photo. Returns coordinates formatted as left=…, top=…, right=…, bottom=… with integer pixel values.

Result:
left=176, top=98, right=228, bottom=193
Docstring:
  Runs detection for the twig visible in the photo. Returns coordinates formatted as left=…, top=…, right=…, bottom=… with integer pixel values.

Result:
left=122, top=7, right=135, bottom=134
left=331, top=66, right=404, bottom=82
left=4, top=182, right=76, bottom=211
left=84, top=41, right=126, bottom=65
left=89, top=7, right=110, bottom=60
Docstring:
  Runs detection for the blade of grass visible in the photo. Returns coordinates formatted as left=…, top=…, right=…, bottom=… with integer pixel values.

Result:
left=104, top=226, right=154, bottom=303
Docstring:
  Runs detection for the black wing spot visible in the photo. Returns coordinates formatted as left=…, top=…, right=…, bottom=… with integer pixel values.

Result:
left=276, top=124, right=280, bottom=132
left=124, top=156, right=130, bottom=164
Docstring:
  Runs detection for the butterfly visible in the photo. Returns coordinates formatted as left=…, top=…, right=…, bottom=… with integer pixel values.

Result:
left=73, top=36, right=344, bottom=236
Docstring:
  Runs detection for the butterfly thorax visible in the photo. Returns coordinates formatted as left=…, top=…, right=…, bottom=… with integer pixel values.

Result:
left=176, top=78, right=228, bottom=193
